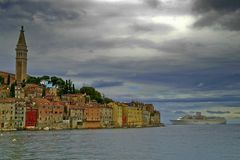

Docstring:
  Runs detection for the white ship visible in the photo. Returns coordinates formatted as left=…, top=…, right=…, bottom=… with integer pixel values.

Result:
left=170, top=112, right=226, bottom=125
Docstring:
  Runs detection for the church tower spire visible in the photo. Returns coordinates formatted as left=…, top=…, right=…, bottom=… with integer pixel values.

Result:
left=16, top=26, right=28, bottom=84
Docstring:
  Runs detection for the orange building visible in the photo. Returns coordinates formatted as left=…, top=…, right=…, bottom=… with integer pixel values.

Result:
left=61, top=94, right=86, bottom=105
left=83, top=102, right=101, bottom=128
left=33, top=98, right=64, bottom=129
left=69, top=105, right=84, bottom=129
left=0, top=71, right=15, bottom=85
left=0, top=85, right=10, bottom=98
left=24, top=84, right=43, bottom=98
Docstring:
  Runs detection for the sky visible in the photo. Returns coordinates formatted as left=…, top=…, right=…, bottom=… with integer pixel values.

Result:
left=1, top=0, right=240, bottom=122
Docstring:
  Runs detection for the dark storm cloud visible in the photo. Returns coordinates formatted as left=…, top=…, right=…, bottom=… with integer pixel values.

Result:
left=1, top=0, right=240, bottom=103
left=91, top=80, right=124, bottom=88
left=192, top=0, right=240, bottom=30
left=0, top=0, right=79, bottom=23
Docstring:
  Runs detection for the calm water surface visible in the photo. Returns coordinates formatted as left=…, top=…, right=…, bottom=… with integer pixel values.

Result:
left=0, top=125, right=240, bottom=160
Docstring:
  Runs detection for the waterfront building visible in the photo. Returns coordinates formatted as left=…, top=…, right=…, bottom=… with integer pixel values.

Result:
left=33, top=98, right=64, bottom=129
left=33, top=98, right=51, bottom=128
left=83, top=102, right=101, bottom=128
left=0, top=98, right=16, bottom=130
left=123, top=104, right=143, bottom=127
left=142, top=108, right=151, bottom=127
left=25, top=105, right=38, bottom=129
left=108, top=102, right=125, bottom=128
left=16, top=26, right=28, bottom=84
left=150, top=111, right=161, bottom=126
left=100, top=105, right=113, bottom=128
left=14, top=99, right=26, bottom=129
left=144, top=104, right=155, bottom=113
left=69, top=105, right=84, bottom=129
left=51, top=101, right=64, bottom=129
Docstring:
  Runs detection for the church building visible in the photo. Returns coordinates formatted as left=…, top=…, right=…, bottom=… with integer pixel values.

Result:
left=15, top=26, right=28, bottom=84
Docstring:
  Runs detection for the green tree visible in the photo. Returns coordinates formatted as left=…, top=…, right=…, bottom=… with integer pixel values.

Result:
left=0, top=76, right=4, bottom=85
left=42, top=87, right=46, bottom=97
left=72, top=84, right=76, bottom=94
left=7, top=74, right=10, bottom=85
left=26, top=76, right=40, bottom=84
left=103, top=97, right=113, bottom=104
left=10, top=82, right=16, bottom=97
left=40, top=75, right=50, bottom=81
left=80, top=86, right=103, bottom=103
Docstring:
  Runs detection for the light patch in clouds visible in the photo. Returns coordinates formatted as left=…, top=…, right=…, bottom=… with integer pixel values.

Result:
left=152, top=15, right=195, bottom=33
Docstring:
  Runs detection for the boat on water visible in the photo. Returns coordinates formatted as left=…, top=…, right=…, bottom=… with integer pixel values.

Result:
left=170, top=112, right=226, bottom=125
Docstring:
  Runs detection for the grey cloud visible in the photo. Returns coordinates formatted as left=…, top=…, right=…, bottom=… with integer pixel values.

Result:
left=130, top=22, right=174, bottom=33
left=193, top=0, right=240, bottom=13
left=91, top=80, right=124, bottom=88
left=142, top=0, right=161, bottom=8
left=0, top=0, right=80, bottom=28
left=192, top=0, right=240, bottom=30
left=206, top=110, right=231, bottom=114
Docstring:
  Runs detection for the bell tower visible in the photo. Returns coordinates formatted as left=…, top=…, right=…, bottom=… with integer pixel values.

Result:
left=16, top=26, right=28, bottom=84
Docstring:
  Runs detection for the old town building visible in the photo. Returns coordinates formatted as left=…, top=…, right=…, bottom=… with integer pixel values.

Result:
left=0, top=85, right=10, bottom=98
left=0, top=98, right=16, bottom=130
left=0, top=71, right=15, bottom=85
left=61, top=94, right=86, bottom=105
left=123, top=104, right=143, bottom=127
left=83, top=102, right=101, bottom=128
left=108, top=102, right=125, bottom=128
left=25, top=104, right=38, bottom=129
left=100, top=105, right=113, bottom=128
left=150, top=111, right=161, bottom=126
left=24, top=84, right=43, bottom=98
left=69, top=105, right=84, bottom=129
left=14, top=99, right=26, bottom=129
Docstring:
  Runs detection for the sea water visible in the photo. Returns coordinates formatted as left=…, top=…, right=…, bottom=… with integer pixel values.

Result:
left=0, top=125, right=239, bottom=160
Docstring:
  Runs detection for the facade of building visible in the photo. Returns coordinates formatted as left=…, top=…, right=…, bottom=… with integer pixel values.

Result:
left=83, top=102, right=101, bottom=128
left=0, top=71, right=15, bottom=85
left=0, top=98, right=16, bottom=130
left=123, top=105, right=143, bottom=127
left=51, top=102, right=64, bottom=129
left=108, top=102, right=124, bottom=128
left=15, top=85, right=25, bottom=99
left=33, top=98, right=51, bottom=128
left=0, top=85, right=10, bottom=98
left=16, top=26, right=28, bottom=84
left=100, top=105, right=113, bottom=128
left=46, top=88, right=58, bottom=96
left=14, top=99, right=26, bottom=129
left=150, top=111, right=161, bottom=126
left=25, top=106, right=38, bottom=129
left=24, top=84, right=43, bottom=98
left=61, top=94, right=86, bottom=105
left=69, top=105, right=84, bottom=129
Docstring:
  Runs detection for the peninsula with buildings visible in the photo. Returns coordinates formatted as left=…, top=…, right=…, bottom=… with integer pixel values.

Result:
left=0, top=26, right=161, bottom=131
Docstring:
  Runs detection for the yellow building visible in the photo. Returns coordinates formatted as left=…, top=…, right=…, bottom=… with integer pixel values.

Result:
left=108, top=102, right=125, bottom=128
left=123, top=104, right=143, bottom=127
